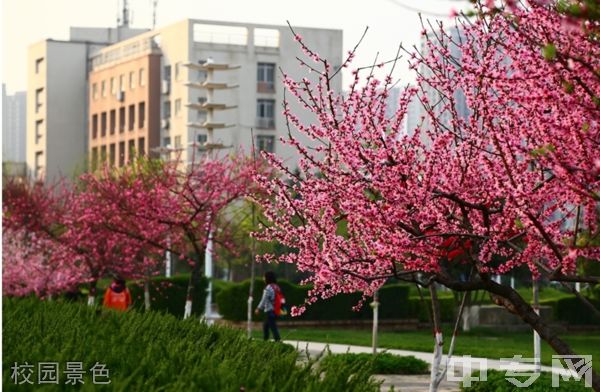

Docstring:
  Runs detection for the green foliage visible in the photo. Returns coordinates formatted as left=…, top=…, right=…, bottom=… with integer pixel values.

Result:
left=3, top=298, right=380, bottom=392
left=542, top=43, right=557, bottom=61
left=462, top=370, right=589, bottom=391
left=216, top=279, right=410, bottom=322
left=127, top=275, right=209, bottom=318
left=404, top=296, right=456, bottom=322
left=541, top=296, right=600, bottom=325
left=320, top=353, right=429, bottom=375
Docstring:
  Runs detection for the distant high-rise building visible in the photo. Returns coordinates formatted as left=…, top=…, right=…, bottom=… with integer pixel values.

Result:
left=417, top=25, right=469, bottom=146
left=2, top=84, right=27, bottom=162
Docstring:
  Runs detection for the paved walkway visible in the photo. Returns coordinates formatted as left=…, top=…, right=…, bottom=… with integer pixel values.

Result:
left=285, top=340, right=575, bottom=392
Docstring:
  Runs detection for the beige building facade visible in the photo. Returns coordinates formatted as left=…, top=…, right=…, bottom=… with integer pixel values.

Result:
left=26, top=27, right=147, bottom=181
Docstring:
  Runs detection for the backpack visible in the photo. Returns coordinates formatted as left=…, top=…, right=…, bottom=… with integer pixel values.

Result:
left=270, top=284, right=287, bottom=316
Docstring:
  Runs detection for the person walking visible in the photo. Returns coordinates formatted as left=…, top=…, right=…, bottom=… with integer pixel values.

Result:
left=102, top=276, right=132, bottom=312
left=255, top=271, right=283, bottom=341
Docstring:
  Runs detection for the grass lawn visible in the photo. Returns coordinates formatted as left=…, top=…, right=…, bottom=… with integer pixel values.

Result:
left=259, top=327, right=600, bottom=371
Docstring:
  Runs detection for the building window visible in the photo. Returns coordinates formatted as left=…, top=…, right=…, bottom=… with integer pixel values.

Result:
left=128, top=139, right=136, bottom=162
left=35, top=120, right=43, bottom=144
left=164, top=65, right=171, bottom=81
left=119, top=74, right=125, bottom=92
left=100, top=145, right=107, bottom=164
left=139, top=102, right=145, bottom=129
left=35, top=88, right=44, bottom=113
left=118, top=141, right=125, bottom=167
left=109, top=143, right=116, bottom=166
left=34, top=151, right=44, bottom=178
left=139, top=68, right=146, bottom=86
left=257, top=63, right=275, bottom=93
left=256, top=135, right=275, bottom=154
left=91, top=147, right=98, bottom=171
left=175, top=62, right=181, bottom=81
left=129, top=71, right=135, bottom=89
left=197, top=70, right=207, bottom=82
left=163, top=100, right=171, bottom=118
left=197, top=134, right=207, bottom=145
left=163, top=137, right=171, bottom=147
left=174, top=99, right=181, bottom=116
left=35, top=57, right=44, bottom=74
left=101, top=112, right=107, bottom=137
left=119, top=107, right=125, bottom=133
left=110, top=110, right=116, bottom=134
left=110, top=77, right=116, bottom=94
left=92, top=114, right=98, bottom=139
left=256, top=99, right=275, bottom=129
left=128, top=104, right=135, bottom=131
left=174, top=135, right=182, bottom=148
left=92, top=83, right=98, bottom=100
left=138, top=137, right=145, bottom=156
left=196, top=110, right=207, bottom=123
left=101, top=81, right=106, bottom=97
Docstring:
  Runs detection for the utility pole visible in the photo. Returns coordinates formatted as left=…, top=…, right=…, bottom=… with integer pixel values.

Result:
left=183, top=57, right=239, bottom=324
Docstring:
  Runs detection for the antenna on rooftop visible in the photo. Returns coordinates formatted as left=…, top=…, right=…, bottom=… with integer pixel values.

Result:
left=152, top=0, right=158, bottom=29
left=117, top=0, right=130, bottom=27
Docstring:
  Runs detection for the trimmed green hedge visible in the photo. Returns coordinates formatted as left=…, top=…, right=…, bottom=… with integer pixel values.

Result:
left=407, top=297, right=457, bottom=323
left=541, top=296, right=600, bottom=325
left=462, top=370, right=589, bottom=391
left=320, top=353, right=429, bottom=375
left=126, top=275, right=209, bottom=318
left=216, top=279, right=410, bottom=322
left=3, top=298, right=380, bottom=391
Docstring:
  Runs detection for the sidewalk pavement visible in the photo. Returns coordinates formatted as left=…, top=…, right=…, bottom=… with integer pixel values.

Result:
left=284, top=340, right=574, bottom=376
left=285, top=340, right=577, bottom=391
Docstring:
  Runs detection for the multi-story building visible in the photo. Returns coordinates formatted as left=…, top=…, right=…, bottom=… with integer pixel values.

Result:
left=26, top=20, right=342, bottom=179
left=87, top=19, right=343, bottom=168
left=88, top=39, right=161, bottom=169
left=2, top=84, right=27, bottom=163
left=26, top=26, right=147, bottom=181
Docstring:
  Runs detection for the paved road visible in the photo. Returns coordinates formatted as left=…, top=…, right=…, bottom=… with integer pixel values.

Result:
left=285, top=340, right=577, bottom=391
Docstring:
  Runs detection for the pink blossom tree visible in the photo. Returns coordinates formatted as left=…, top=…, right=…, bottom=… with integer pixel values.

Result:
left=256, top=3, right=599, bottom=390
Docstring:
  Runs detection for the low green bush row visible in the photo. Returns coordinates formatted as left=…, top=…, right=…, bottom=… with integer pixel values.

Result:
left=77, top=276, right=597, bottom=325
left=3, top=298, right=380, bottom=392
left=541, top=296, right=600, bottom=325
left=216, top=279, right=410, bottom=322
left=320, top=352, right=429, bottom=375
left=461, top=370, right=590, bottom=391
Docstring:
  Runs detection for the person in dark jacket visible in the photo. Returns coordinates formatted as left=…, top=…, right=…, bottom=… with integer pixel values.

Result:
left=255, top=271, right=281, bottom=341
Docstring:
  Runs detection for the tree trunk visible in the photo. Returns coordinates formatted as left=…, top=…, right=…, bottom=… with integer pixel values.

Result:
left=485, top=279, right=600, bottom=391
left=144, top=276, right=151, bottom=311
left=184, top=249, right=204, bottom=319
left=87, top=279, right=97, bottom=306
left=429, top=284, right=444, bottom=392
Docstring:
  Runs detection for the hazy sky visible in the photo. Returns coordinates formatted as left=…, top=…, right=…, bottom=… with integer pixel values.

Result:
left=2, top=0, right=466, bottom=94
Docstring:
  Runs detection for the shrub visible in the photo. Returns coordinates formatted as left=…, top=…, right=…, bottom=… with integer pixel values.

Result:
left=541, top=296, right=600, bottom=325
left=407, top=297, right=456, bottom=322
left=103, top=274, right=208, bottom=318
left=3, top=298, right=380, bottom=391
left=216, top=279, right=410, bottom=322
left=320, top=353, right=429, bottom=375
left=461, top=370, right=590, bottom=391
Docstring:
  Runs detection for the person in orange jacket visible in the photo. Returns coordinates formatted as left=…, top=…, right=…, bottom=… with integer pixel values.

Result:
left=102, top=277, right=132, bottom=311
